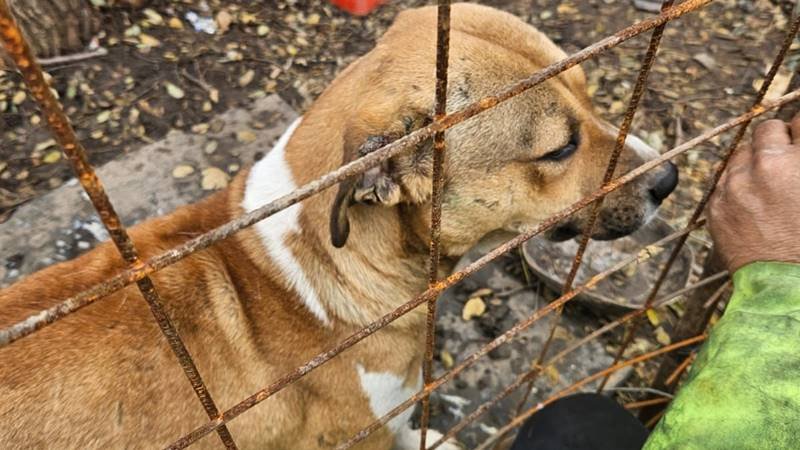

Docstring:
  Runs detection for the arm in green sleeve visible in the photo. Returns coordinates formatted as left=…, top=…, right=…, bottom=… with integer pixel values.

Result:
left=644, top=261, right=800, bottom=450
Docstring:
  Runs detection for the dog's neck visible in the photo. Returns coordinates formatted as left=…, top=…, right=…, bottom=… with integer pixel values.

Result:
left=239, top=118, right=435, bottom=329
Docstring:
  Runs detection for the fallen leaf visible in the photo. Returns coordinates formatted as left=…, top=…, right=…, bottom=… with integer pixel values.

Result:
left=139, top=34, right=161, bottom=47
left=236, top=130, right=257, bottom=144
left=692, top=52, right=717, bottom=71
left=238, top=69, right=255, bottom=87
left=462, top=297, right=486, bottom=320
left=470, top=288, right=493, bottom=298
left=204, top=140, right=218, bottom=154
left=556, top=4, right=578, bottom=14
left=440, top=350, right=454, bottom=369
left=216, top=10, right=233, bottom=34
left=257, top=24, right=270, bottom=36
left=142, top=8, right=164, bottom=25
left=286, top=45, right=298, bottom=56
left=209, top=88, right=220, bottom=103
left=12, top=91, right=25, bottom=105
left=239, top=12, right=257, bottom=24
left=43, top=150, right=62, bottom=164
left=168, top=17, right=184, bottom=29
left=655, top=327, right=671, bottom=346
left=96, top=110, right=111, bottom=124
left=306, top=13, right=321, bottom=25
left=165, top=82, right=185, bottom=99
left=172, top=165, right=195, bottom=178
left=544, top=365, right=560, bottom=385
left=646, top=309, right=661, bottom=327
left=124, top=24, right=141, bottom=37
left=34, top=139, right=56, bottom=153
left=201, top=167, right=229, bottom=190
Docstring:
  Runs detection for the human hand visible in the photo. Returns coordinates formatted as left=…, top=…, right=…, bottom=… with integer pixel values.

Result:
left=707, top=113, right=800, bottom=272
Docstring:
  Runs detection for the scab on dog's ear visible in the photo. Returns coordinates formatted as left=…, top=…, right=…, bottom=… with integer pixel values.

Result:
left=330, top=135, right=401, bottom=248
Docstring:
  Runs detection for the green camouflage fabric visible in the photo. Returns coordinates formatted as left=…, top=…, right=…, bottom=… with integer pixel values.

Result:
left=645, top=261, right=800, bottom=450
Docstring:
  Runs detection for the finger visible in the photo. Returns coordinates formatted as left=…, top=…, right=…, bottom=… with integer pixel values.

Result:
left=752, top=119, right=791, bottom=151
left=791, top=112, right=800, bottom=146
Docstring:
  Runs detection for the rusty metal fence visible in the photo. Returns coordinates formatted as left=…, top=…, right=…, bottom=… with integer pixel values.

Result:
left=1, top=0, right=799, bottom=448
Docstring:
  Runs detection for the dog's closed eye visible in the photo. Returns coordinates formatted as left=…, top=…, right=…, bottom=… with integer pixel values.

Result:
left=538, top=132, right=580, bottom=162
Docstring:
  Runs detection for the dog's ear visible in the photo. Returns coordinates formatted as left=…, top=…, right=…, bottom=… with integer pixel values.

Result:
left=330, top=115, right=433, bottom=248
left=330, top=135, right=401, bottom=248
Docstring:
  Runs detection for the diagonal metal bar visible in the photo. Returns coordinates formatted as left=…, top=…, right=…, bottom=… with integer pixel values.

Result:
left=0, top=0, right=712, bottom=349
left=513, top=0, right=676, bottom=418
left=426, top=269, right=728, bottom=449
left=163, top=87, right=798, bottom=449
left=333, top=219, right=703, bottom=450
left=420, top=2, right=451, bottom=448
left=596, top=11, right=800, bottom=392
left=0, top=2, right=237, bottom=448
left=474, top=334, right=707, bottom=450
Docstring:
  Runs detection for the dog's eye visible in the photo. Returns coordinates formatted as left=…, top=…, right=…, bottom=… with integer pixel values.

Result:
left=538, top=134, right=580, bottom=162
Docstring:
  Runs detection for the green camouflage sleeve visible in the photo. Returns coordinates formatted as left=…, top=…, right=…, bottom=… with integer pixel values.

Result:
left=644, top=261, right=800, bottom=450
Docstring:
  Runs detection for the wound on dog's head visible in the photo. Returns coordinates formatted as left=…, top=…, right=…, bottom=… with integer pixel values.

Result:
left=330, top=135, right=401, bottom=248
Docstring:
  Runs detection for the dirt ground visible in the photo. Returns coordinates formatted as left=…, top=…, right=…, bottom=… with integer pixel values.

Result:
left=0, top=0, right=797, bottom=446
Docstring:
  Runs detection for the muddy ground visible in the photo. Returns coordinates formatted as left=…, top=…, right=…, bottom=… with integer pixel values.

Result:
left=0, top=0, right=797, bottom=447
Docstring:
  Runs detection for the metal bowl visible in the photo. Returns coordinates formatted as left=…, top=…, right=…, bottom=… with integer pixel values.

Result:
left=522, top=218, right=694, bottom=313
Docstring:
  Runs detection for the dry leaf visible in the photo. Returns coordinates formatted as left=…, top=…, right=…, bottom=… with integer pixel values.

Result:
left=216, top=10, right=233, bottom=34
left=142, top=8, right=164, bottom=25
left=209, top=88, right=220, bottom=103
left=306, top=13, right=320, bottom=25
left=462, top=297, right=486, bottom=321
left=257, top=24, right=270, bottom=36
left=201, top=167, right=229, bottom=190
left=168, top=17, right=184, bottom=29
left=646, top=309, right=661, bottom=327
left=42, top=151, right=61, bottom=164
left=96, top=110, right=111, bottom=124
left=172, top=165, right=195, bottom=178
left=11, top=91, right=25, bottom=105
left=239, top=12, right=257, bottom=24
left=655, top=327, right=671, bottom=346
left=440, top=350, right=454, bottom=369
left=544, top=365, right=560, bottom=385
left=165, top=82, right=185, bottom=99
left=236, top=130, right=257, bottom=144
left=239, top=69, right=255, bottom=87
left=138, top=34, right=160, bottom=47
left=34, top=139, right=56, bottom=153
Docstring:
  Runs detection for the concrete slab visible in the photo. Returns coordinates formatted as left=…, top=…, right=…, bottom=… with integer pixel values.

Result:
left=0, top=95, right=297, bottom=287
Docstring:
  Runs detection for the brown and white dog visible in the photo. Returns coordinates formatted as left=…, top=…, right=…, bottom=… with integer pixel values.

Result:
left=0, top=4, right=677, bottom=449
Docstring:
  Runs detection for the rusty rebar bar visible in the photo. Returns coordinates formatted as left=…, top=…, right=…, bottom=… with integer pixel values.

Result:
left=333, top=221, right=702, bottom=450
left=475, top=334, right=707, bottom=450
left=420, top=2, right=451, bottom=448
left=514, top=0, right=676, bottom=417
left=427, top=267, right=727, bottom=450
left=596, top=11, right=800, bottom=392
left=0, top=3, right=237, bottom=448
left=0, top=0, right=713, bottom=349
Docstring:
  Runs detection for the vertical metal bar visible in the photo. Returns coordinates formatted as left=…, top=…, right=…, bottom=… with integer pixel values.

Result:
left=513, top=0, right=675, bottom=418
left=420, top=1, right=451, bottom=449
left=596, top=12, right=800, bottom=392
left=0, top=3, right=237, bottom=448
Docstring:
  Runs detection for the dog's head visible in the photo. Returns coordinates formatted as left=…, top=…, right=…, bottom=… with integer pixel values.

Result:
left=329, top=3, right=677, bottom=255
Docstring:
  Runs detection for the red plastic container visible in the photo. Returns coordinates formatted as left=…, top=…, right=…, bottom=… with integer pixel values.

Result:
left=329, top=0, right=384, bottom=15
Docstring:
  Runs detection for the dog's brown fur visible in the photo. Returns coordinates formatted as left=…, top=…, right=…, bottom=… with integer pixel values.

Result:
left=0, top=4, right=675, bottom=449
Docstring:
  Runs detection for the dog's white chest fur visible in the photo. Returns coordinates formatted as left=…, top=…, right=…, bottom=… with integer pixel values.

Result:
left=356, top=364, right=419, bottom=434
left=241, top=118, right=331, bottom=325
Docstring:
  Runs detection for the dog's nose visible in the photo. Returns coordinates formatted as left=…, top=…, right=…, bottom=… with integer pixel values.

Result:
left=649, top=162, right=678, bottom=203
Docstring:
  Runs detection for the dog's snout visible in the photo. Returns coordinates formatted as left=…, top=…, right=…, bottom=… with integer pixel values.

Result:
left=649, top=162, right=678, bottom=203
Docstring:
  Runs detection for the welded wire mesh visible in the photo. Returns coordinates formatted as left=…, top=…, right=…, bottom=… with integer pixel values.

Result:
left=0, top=0, right=798, bottom=449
